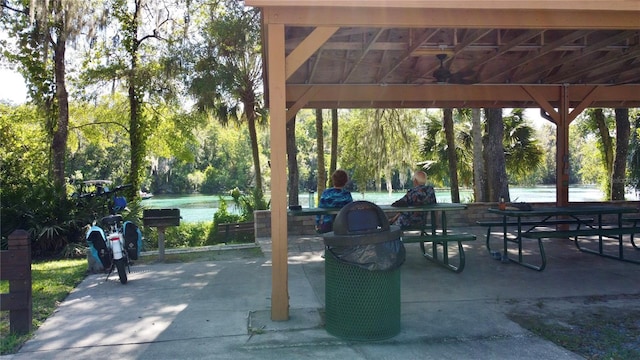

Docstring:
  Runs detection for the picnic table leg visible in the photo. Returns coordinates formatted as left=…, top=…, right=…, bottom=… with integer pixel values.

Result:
left=517, top=218, right=524, bottom=263
left=616, top=213, right=625, bottom=260
left=440, top=211, right=448, bottom=264
left=485, top=225, right=493, bottom=252
left=502, top=215, right=509, bottom=262
left=627, top=218, right=640, bottom=249
left=431, top=210, right=437, bottom=235
left=598, top=214, right=604, bottom=255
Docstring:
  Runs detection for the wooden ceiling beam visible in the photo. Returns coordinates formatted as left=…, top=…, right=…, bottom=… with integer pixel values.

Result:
left=250, top=1, right=640, bottom=12
left=484, top=30, right=594, bottom=83
left=262, top=7, right=640, bottom=30
left=517, top=30, right=638, bottom=83
left=285, top=26, right=338, bottom=79
left=285, top=84, right=640, bottom=108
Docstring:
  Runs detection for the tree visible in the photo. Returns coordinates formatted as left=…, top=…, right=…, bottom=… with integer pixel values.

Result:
left=443, top=109, right=460, bottom=202
left=628, top=111, right=640, bottom=194
left=502, top=109, right=544, bottom=184
left=471, top=109, right=487, bottom=201
left=1, top=0, right=101, bottom=190
left=77, top=0, right=185, bottom=198
left=577, top=109, right=616, bottom=198
left=287, top=115, right=299, bottom=206
left=329, top=109, right=339, bottom=187
left=315, top=109, right=326, bottom=196
left=612, top=108, right=630, bottom=200
left=421, top=109, right=473, bottom=190
left=484, top=108, right=509, bottom=202
left=341, top=109, right=418, bottom=194
left=188, top=0, right=266, bottom=195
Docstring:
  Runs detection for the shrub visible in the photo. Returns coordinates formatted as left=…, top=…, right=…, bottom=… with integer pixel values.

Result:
left=142, top=222, right=210, bottom=249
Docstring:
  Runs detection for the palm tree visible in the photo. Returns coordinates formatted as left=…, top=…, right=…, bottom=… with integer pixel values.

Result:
left=502, top=109, right=544, bottom=184
left=470, top=109, right=487, bottom=202
left=424, top=108, right=543, bottom=202
left=421, top=110, right=473, bottom=190
left=189, top=0, right=266, bottom=194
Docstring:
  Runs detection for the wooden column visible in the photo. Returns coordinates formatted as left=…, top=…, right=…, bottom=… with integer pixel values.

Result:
left=267, top=22, right=289, bottom=321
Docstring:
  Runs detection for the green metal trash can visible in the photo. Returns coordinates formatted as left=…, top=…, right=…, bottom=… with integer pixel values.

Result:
left=323, top=201, right=405, bottom=341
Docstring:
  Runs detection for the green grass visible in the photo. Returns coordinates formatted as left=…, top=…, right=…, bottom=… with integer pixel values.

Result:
left=508, top=307, right=640, bottom=359
left=1, top=258, right=87, bottom=355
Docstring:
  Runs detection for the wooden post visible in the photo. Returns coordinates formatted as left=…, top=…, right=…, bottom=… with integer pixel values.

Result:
left=267, top=21, right=290, bottom=321
left=0, top=230, right=32, bottom=334
left=157, top=227, right=166, bottom=262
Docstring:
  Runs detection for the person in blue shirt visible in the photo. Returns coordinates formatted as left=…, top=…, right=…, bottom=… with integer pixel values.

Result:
left=316, top=169, right=353, bottom=233
left=389, top=170, right=437, bottom=228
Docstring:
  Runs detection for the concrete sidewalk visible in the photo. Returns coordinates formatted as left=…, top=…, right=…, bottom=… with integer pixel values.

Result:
left=6, top=226, right=640, bottom=359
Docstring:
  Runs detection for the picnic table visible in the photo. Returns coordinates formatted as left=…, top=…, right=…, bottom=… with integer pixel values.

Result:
left=289, top=203, right=476, bottom=273
left=485, top=205, right=640, bottom=271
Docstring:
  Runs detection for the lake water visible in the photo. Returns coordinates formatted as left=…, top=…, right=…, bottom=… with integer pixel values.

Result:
left=142, top=186, right=639, bottom=223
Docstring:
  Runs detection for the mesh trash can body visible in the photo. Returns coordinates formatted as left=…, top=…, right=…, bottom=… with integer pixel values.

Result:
left=322, top=201, right=405, bottom=341
left=325, top=249, right=401, bottom=340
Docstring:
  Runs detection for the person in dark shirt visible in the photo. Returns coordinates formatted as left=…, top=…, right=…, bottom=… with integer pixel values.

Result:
left=389, top=171, right=437, bottom=228
left=316, top=169, right=353, bottom=233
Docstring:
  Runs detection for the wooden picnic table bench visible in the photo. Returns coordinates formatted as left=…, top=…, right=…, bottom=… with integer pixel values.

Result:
left=217, top=222, right=255, bottom=243
left=401, top=230, right=476, bottom=273
left=477, top=218, right=594, bottom=252
left=290, top=203, right=476, bottom=273
left=486, top=205, right=639, bottom=271
left=522, top=226, right=640, bottom=266
left=622, top=217, right=640, bottom=249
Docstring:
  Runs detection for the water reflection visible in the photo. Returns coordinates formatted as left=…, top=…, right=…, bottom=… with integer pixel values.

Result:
left=142, top=186, right=637, bottom=223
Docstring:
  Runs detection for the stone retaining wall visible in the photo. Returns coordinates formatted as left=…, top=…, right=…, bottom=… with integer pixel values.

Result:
left=254, top=201, right=640, bottom=238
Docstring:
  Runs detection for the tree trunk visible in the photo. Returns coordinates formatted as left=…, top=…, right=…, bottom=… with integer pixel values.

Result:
left=286, top=115, right=299, bottom=206
left=329, top=109, right=338, bottom=187
left=51, top=35, right=69, bottom=189
left=485, top=108, right=509, bottom=202
left=128, top=79, right=143, bottom=199
left=443, top=109, right=460, bottom=202
left=612, top=108, right=630, bottom=200
left=315, top=109, right=326, bottom=197
left=593, top=109, right=614, bottom=199
left=471, top=108, right=487, bottom=202
left=247, top=109, right=263, bottom=193
left=127, top=30, right=145, bottom=200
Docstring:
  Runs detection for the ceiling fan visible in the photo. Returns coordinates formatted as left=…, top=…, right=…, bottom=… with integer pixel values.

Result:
left=432, top=53, right=475, bottom=84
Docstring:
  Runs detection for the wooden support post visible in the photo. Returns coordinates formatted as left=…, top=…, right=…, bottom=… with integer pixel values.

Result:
left=267, top=21, right=290, bottom=321
left=0, top=230, right=33, bottom=334
left=157, top=227, right=166, bottom=262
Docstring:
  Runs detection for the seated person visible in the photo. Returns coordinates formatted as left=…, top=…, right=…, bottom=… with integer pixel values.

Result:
left=389, top=170, right=437, bottom=228
left=316, top=169, right=353, bottom=233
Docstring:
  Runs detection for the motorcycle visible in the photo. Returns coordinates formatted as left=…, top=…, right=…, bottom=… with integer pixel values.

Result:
left=84, top=183, right=142, bottom=284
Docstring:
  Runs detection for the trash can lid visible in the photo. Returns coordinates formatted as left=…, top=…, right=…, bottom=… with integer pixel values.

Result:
left=331, top=201, right=390, bottom=235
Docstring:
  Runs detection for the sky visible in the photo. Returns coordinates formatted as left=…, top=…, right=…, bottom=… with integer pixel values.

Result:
left=0, top=68, right=27, bottom=104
